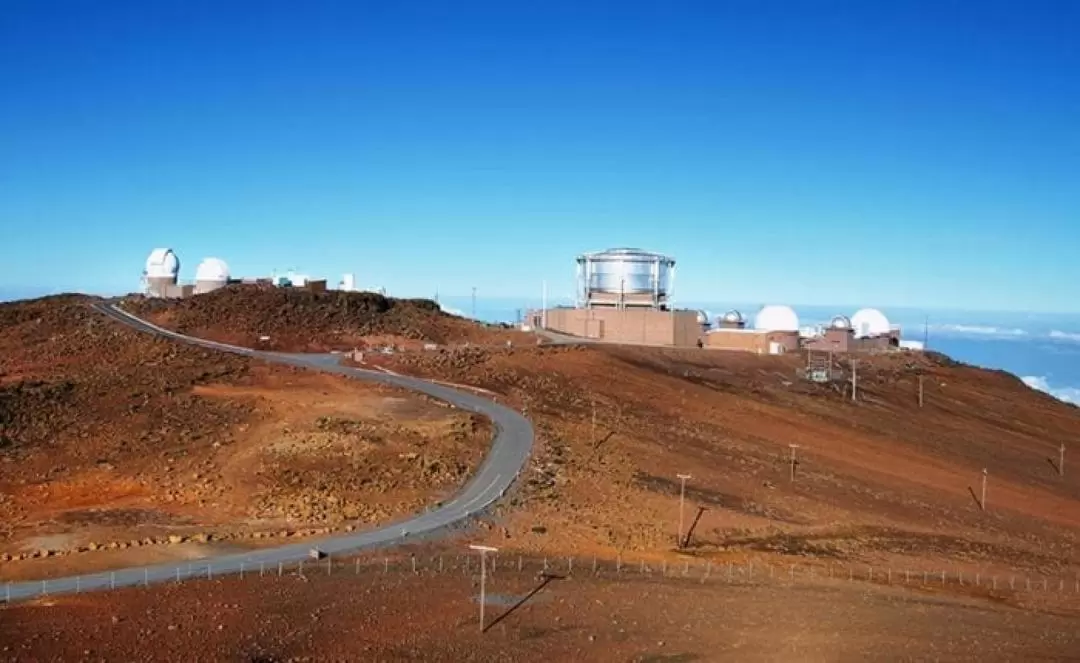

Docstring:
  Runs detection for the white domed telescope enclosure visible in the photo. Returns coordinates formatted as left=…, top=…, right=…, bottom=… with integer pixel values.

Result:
left=576, top=248, right=675, bottom=310
left=194, top=257, right=230, bottom=294
left=851, top=308, right=891, bottom=338
left=754, top=305, right=800, bottom=332
left=142, top=248, right=180, bottom=298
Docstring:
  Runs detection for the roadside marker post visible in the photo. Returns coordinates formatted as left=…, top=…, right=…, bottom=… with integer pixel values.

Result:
left=676, top=473, right=692, bottom=548
left=469, top=544, right=499, bottom=633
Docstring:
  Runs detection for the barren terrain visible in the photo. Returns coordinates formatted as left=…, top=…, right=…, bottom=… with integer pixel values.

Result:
left=4, top=546, right=1080, bottom=661
left=6, top=291, right=1080, bottom=658
left=361, top=342, right=1080, bottom=583
left=0, top=295, right=490, bottom=580
left=122, top=285, right=531, bottom=352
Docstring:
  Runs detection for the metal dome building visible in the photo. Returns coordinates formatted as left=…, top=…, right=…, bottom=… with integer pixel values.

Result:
left=851, top=308, right=891, bottom=338
left=576, top=248, right=675, bottom=310
left=194, top=257, right=230, bottom=294
left=754, top=305, right=800, bottom=332
left=143, top=248, right=180, bottom=298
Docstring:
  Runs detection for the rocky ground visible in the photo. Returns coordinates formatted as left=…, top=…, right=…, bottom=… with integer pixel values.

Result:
left=122, top=285, right=531, bottom=352
left=3, top=544, right=1079, bottom=661
left=361, top=341, right=1080, bottom=582
left=0, top=295, right=491, bottom=580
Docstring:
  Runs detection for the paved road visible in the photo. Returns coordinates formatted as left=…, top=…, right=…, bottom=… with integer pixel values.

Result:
left=1, top=303, right=533, bottom=603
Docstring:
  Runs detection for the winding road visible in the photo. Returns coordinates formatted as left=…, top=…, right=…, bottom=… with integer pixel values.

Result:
left=1, top=303, right=533, bottom=603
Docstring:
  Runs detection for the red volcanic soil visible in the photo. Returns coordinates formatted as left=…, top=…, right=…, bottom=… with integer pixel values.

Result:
left=363, top=342, right=1080, bottom=581
left=3, top=548, right=1079, bottom=661
left=122, top=284, right=531, bottom=352
left=0, top=294, right=490, bottom=581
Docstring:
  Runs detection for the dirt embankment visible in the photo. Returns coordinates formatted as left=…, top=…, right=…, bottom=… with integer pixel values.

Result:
left=365, top=342, right=1080, bottom=576
left=0, top=295, right=491, bottom=580
left=121, top=285, right=531, bottom=352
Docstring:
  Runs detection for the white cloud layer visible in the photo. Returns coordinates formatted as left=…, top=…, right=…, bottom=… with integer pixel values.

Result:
left=932, top=324, right=1028, bottom=338
left=1049, top=330, right=1080, bottom=342
left=1021, top=376, right=1080, bottom=405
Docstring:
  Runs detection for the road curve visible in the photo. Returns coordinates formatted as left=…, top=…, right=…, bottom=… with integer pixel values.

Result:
left=1, top=303, right=533, bottom=603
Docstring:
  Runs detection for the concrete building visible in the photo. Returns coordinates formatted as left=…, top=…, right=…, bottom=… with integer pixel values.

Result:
left=704, top=328, right=800, bottom=354
left=529, top=307, right=701, bottom=347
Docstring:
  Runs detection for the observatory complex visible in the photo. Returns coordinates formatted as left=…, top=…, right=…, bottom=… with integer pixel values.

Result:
left=140, top=248, right=343, bottom=298
left=528, top=247, right=907, bottom=353
left=530, top=248, right=702, bottom=346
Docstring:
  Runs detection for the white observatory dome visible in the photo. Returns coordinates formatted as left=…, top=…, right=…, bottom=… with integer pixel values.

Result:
left=195, top=257, right=230, bottom=283
left=720, top=309, right=744, bottom=324
left=696, top=310, right=710, bottom=325
left=829, top=314, right=852, bottom=330
left=754, top=305, right=800, bottom=332
left=851, top=308, right=890, bottom=338
left=145, top=248, right=180, bottom=279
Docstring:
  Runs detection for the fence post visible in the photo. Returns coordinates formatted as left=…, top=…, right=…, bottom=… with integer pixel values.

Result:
left=518, top=556, right=523, bottom=572
left=145, top=568, right=149, bottom=586
left=328, top=556, right=333, bottom=575
left=278, top=561, right=283, bottom=577
left=241, top=563, right=245, bottom=580
left=412, top=557, right=417, bottom=574
left=76, top=577, right=81, bottom=593
left=208, top=565, right=213, bottom=580
left=384, top=558, right=389, bottom=574
left=703, top=561, right=711, bottom=582
left=111, top=572, right=115, bottom=589
left=592, top=557, right=598, bottom=575
left=260, top=561, right=265, bottom=577
left=683, top=561, right=689, bottom=577
left=41, top=580, right=46, bottom=596
left=4, top=583, right=9, bottom=603
left=177, top=567, right=181, bottom=583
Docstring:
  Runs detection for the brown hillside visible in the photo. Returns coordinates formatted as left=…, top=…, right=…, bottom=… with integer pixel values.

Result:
left=122, top=285, right=529, bottom=352
left=362, top=342, right=1080, bottom=577
left=0, top=295, right=490, bottom=580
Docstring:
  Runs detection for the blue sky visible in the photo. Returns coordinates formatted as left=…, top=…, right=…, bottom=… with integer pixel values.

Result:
left=2, top=0, right=1077, bottom=311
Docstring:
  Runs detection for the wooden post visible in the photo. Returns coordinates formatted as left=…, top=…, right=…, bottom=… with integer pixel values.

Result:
left=851, top=359, right=858, bottom=402
left=980, top=468, right=988, bottom=511
left=788, top=444, right=799, bottom=482
left=918, top=374, right=924, bottom=408
left=1060, top=443, right=1065, bottom=477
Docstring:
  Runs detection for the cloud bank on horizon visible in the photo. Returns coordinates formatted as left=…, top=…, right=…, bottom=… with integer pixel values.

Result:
left=1022, top=376, right=1080, bottom=406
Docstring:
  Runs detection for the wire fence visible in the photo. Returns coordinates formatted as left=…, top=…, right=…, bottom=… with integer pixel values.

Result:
left=5, top=552, right=1079, bottom=605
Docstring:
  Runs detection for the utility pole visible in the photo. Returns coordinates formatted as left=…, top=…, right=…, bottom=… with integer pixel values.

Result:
left=469, top=544, right=498, bottom=632
left=980, top=468, right=988, bottom=511
left=676, top=474, right=692, bottom=548
left=1060, top=443, right=1066, bottom=477
left=789, top=444, right=799, bottom=482
left=471, top=286, right=477, bottom=320
left=851, top=359, right=858, bottom=402
left=591, top=397, right=597, bottom=447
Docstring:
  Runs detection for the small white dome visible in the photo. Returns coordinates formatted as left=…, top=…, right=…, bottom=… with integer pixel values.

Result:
left=830, top=315, right=852, bottom=329
left=696, top=310, right=709, bottom=324
left=851, top=308, right=890, bottom=338
left=195, top=257, right=230, bottom=282
left=720, top=309, right=744, bottom=324
left=145, top=248, right=180, bottom=279
left=754, top=305, right=799, bottom=332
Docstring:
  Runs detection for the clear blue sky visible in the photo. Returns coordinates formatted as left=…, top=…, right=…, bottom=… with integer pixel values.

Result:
left=2, top=0, right=1077, bottom=311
